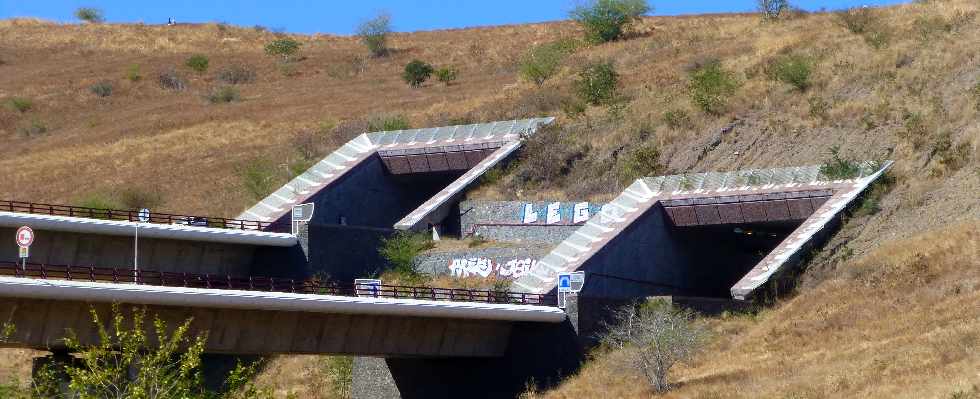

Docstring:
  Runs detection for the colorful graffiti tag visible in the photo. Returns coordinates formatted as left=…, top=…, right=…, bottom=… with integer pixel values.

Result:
left=448, top=257, right=537, bottom=279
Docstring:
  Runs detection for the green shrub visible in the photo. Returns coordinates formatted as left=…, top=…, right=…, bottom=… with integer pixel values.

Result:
left=769, top=54, right=813, bottom=91
left=76, top=192, right=122, bottom=212
left=157, top=69, right=186, bottom=91
left=620, top=143, right=664, bottom=183
left=688, top=61, right=740, bottom=114
left=570, top=0, right=651, bottom=43
left=402, top=59, right=433, bottom=88
left=819, top=145, right=861, bottom=180
left=575, top=61, right=619, bottom=105
left=835, top=7, right=876, bottom=34
left=89, top=80, right=113, bottom=97
left=901, top=111, right=929, bottom=148
left=663, top=109, right=692, bottom=129
left=218, top=64, right=257, bottom=84
left=17, top=119, right=47, bottom=137
left=185, top=54, right=209, bottom=73
left=126, top=64, right=141, bottom=82
left=367, top=114, right=411, bottom=131
left=357, top=13, right=391, bottom=57
left=238, top=158, right=280, bottom=201
left=7, top=97, right=33, bottom=113
left=379, top=231, right=434, bottom=281
left=207, top=86, right=240, bottom=103
left=518, top=40, right=578, bottom=85
left=74, top=7, right=104, bottom=23
left=435, top=66, right=458, bottom=86
left=264, top=38, right=301, bottom=62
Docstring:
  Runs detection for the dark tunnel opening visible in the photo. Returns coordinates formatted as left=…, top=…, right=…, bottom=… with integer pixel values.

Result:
left=669, top=220, right=802, bottom=297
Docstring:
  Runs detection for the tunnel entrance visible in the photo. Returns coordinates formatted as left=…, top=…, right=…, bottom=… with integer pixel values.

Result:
left=667, top=220, right=802, bottom=297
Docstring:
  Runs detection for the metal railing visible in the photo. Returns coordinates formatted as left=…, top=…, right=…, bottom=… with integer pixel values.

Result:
left=0, top=261, right=557, bottom=307
left=0, top=200, right=289, bottom=233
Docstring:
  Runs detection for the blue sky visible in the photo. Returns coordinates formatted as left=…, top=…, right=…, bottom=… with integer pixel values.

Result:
left=1, top=1, right=909, bottom=35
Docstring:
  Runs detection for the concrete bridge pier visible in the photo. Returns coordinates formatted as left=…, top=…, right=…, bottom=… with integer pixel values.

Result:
left=353, top=319, right=583, bottom=399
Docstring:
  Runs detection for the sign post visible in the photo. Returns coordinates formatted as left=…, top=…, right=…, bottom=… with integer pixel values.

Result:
left=15, top=226, right=34, bottom=272
left=134, top=209, right=150, bottom=283
left=556, top=271, right=585, bottom=309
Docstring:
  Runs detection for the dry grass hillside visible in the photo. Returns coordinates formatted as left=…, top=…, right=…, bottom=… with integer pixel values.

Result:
left=1, top=0, right=979, bottom=397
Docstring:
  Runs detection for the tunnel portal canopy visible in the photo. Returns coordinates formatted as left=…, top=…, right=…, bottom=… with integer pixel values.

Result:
left=515, top=161, right=894, bottom=301
left=237, top=118, right=555, bottom=232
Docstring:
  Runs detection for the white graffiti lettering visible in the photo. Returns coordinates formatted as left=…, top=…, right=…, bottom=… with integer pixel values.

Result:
left=498, top=258, right=537, bottom=278
left=447, top=257, right=538, bottom=279
left=448, top=257, right=494, bottom=278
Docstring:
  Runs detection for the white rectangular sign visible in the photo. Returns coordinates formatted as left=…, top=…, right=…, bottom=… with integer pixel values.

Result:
left=546, top=202, right=561, bottom=224
left=18, top=246, right=28, bottom=259
left=573, top=202, right=590, bottom=224
left=522, top=203, right=538, bottom=224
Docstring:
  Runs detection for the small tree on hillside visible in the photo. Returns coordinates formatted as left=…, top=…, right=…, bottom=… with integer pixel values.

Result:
left=402, top=60, right=433, bottom=88
left=600, top=299, right=706, bottom=393
left=575, top=60, right=619, bottom=105
left=758, top=0, right=790, bottom=21
left=570, top=0, right=651, bottom=43
left=75, top=7, right=104, bottom=24
left=264, top=38, right=301, bottom=62
left=357, top=12, right=392, bottom=57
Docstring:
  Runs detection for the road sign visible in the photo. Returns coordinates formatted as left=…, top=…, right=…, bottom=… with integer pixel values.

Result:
left=557, top=273, right=571, bottom=292
left=18, top=246, right=28, bottom=259
left=15, top=226, right=34, bottom=248
left=292, top=203, right=315, bottom=222
left=569, top=271, right=585, bottom=293
left=354, top=278, right=382, bottom=297
left=138, top=208, right=151, bottom=223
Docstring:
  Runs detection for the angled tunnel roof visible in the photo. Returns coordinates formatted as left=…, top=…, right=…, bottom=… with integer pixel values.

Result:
left=237, top=117, right=556, bottom=226
left=513, top=162, right=894, bottom=300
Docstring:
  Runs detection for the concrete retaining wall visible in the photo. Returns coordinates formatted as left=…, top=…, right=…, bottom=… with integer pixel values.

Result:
left=459, top=200, right=603, bottom=244
left=415, top=245, right=552, bottom=279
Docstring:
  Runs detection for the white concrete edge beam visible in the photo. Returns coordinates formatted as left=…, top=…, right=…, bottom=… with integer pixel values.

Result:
left=0, top=277, right=565, bottom=323
left=0, top=212, right=297, bottom=247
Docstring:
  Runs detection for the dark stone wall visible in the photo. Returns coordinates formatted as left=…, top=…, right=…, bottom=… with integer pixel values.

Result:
left=307, top=224, right=396, bottom=281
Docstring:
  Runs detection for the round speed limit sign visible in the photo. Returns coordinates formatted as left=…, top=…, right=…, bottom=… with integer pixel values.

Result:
left=16, top=226, right=34, bottom=248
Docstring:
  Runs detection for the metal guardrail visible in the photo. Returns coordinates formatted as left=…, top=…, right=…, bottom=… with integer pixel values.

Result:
left=0, top=200, right=289, bottom=233
left=0, top=262, right=557, bottom=307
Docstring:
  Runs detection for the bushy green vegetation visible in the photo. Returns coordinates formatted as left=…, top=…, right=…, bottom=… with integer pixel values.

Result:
left=238, top=158, right=280, bottom=202
left=687, top=61, right=740, bottom=114
left=89, top=80, right=113, bottom=97
left=836, top=7, right=891, bottom=49
left=7, top=97, right=33, bottom=113
left=126, top=64, right=142, bottom=82
left=575, top=61, right=619, bottom=105
left=402, top=60, right=433, bottom=87
left=619, top=143, right=664, bottom=183
left=518, top=39, right=578, bottom=85
left=435, top=66, right=458, bottom=86
left=74, top=7, right=104, bottom=23
left=379, top=231, right=435, bottom=285
left=367, top=114, right=410, bottom=131
left=758, top=0, right=789, bottom=21
left=185, top=54, right=210, bottom=73
left=663, top=109, right=692, bottom=129
left=356, top=13, right=392, bottom=57
left=264, top=38, right=301, bottom=62
left=570, top=0, right=651, bottom=43
left=207, top=86, right=241, bottom=104
left=819, top=145, right=861, bottom=180
left=768, top=54, right=813, bottom=91
left=119, top=188, right=163, bottom=210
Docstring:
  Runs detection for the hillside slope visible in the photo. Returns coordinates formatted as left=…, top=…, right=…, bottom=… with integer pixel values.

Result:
left=1, top=0, right=978, bottom=397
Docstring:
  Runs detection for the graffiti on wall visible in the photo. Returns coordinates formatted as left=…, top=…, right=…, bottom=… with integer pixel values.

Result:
left=521, top=202, right=603, bottom=225
left=448, top=257, right=537, bottom=279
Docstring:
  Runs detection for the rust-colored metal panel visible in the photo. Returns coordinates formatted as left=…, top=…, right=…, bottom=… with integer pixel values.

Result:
left=425, top=153, right=450, bottom=172
left=694, top=205, right=722, bottom=225
left=740, top=202, right=768, bottom=223
left=407, top=154, right=431, bottom=173
left=786, top=198, right=815, bottom=219
left=666, top=206, right=698, bottom=226
left=445, top=151, right=469, bottom=170
left=717, top=203, right=745, bottom=224
left=764, top=199, right=791, bottom=221
left=383, top=156, right=412, bottom=174
left=810, top=196, right=830, bottom=210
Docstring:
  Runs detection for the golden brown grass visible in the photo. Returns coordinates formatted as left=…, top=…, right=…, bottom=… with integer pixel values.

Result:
left=529, top=221, right=980, bottom=399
